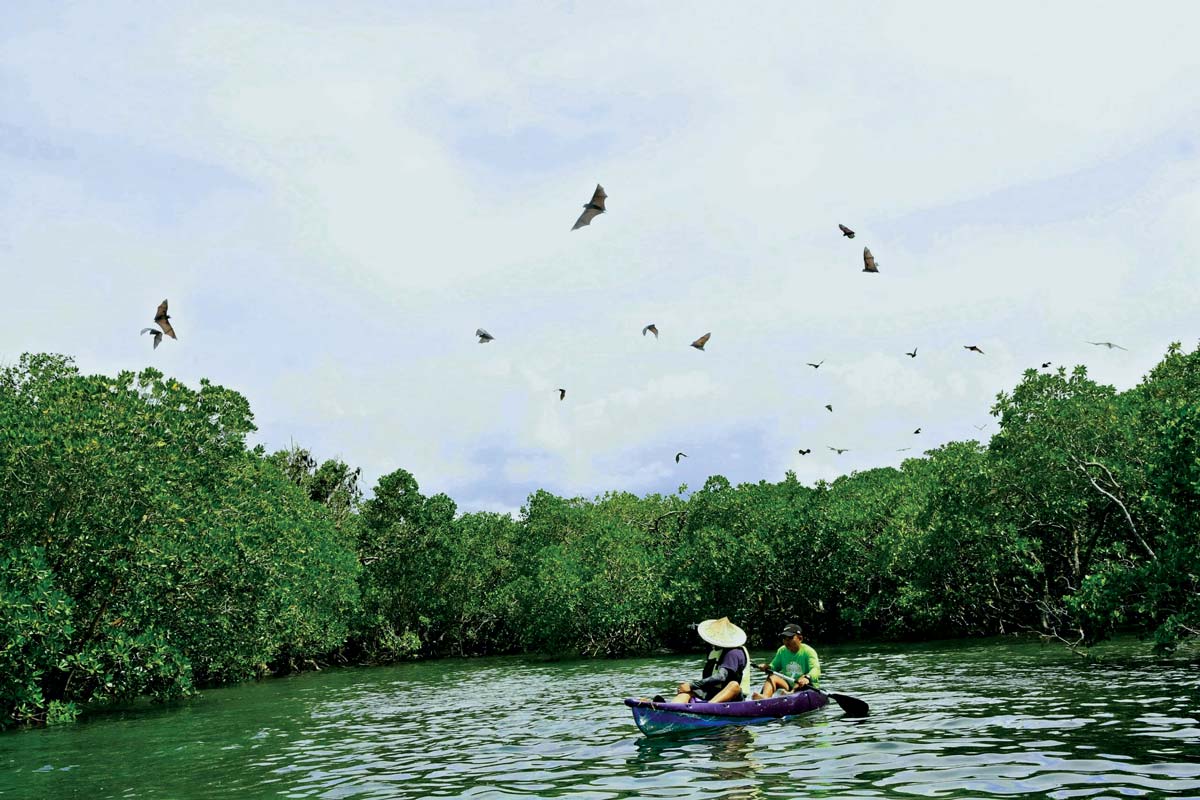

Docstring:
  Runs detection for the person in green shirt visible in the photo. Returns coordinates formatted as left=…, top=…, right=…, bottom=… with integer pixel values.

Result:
left=752, top=622, right=820, bottom=699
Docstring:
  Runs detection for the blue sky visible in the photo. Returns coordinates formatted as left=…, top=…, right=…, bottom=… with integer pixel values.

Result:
left=3, top=2, right=1199, bottom=514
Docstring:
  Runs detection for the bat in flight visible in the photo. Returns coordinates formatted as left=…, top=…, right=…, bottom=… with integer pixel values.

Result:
left=906, top=348, right=918, bottom=358
left=798, top=448, right=811, bottom=455
left=862, top=247, right=879, bottom=273
left=807, top=361, right=824, bottom=369
left=153, top=299, right=176, bottom=340
left=1086, top=341, right=1127, bottom=350
left=690, top=333, right=711, bottom=350
left=825, top=404, right=833, bottom=412
left=557, top=389, right=566, bottom=401
left=140, top=327, right=164, bottom=349
left=828, top=446, right=849, bottom=454
left=839, top=224, right=856, bottom=239
left=642, top=323, right=659, bottom=338
left=964, top=345, right=984, bottom=354
left=913, top=428, right=922, bottom=434
left=476, top=328, right=494, bottom=343
left=675, top=452, right=688, bottom=463
left=572, top=184, right=607, bottom=230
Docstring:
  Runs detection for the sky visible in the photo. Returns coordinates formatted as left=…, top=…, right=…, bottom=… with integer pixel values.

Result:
left=2, top=2, right=1199, bottom=515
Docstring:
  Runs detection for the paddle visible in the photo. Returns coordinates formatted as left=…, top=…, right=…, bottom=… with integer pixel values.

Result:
left=751, top=663, right=869, bottom=718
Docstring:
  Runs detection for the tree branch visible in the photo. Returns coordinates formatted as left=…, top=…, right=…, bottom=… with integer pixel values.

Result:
left=1076, top=460, right=1155, bottom=560
left=650, top=510, right=687, bottom=535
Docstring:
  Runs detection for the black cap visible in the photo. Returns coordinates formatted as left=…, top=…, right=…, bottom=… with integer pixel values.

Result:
left=779, top=623, right=803, bottom=638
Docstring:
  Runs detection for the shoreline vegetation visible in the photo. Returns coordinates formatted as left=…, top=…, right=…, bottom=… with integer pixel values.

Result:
left=2, top=346, right=1198, bottom=729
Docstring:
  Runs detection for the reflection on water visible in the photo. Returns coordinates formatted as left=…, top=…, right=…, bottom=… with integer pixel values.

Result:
left=632, top=726, right=763, bottom=800
left=0, top=638, right=1197, bottom=799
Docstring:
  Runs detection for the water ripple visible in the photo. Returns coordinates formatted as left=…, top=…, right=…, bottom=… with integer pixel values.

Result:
left=1, top=639, right=1198, bottom=799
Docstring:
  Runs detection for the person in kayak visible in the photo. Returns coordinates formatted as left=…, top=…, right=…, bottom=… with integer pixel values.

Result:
left=752, top=622, right=820, bottom=699
left=666, top=616, right=751, bottom=704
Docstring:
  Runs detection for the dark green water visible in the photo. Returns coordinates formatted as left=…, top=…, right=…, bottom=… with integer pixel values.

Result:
left=1, top=638, right=1197, bottom=799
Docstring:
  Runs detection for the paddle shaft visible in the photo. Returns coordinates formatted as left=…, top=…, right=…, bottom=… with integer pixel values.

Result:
left=752, top=661, right=805, bottom=689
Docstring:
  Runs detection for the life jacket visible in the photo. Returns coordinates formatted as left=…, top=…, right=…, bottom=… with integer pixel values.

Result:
left=702, top=646, right=751, bottom=697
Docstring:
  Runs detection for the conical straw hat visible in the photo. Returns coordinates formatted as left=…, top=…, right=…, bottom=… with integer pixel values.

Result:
left=697, top=616, right=746, bottom=648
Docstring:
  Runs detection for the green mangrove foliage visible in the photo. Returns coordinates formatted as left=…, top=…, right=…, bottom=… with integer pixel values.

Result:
left=2, top=343, right=1198, bottom=728
left=0, top=354, right=360, bottom=726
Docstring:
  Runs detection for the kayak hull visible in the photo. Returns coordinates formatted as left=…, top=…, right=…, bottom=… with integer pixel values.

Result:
left=624, top=688, right=829, bottom=736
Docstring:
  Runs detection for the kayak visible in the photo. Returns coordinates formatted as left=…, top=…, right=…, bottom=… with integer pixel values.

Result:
left=624, top=688, right=829, bottom=736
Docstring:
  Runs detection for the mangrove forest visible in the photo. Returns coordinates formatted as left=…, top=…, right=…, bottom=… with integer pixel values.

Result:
left=1, top=345, right=1198, bottom=729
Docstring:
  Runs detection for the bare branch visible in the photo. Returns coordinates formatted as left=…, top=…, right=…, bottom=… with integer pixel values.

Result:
left=650, top=510, right=687, bottom=535
left=1077, top=460, right=1156, bottom=560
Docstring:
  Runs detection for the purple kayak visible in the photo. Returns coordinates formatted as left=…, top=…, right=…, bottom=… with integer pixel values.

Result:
left=624, top=688, right=830, bottom=736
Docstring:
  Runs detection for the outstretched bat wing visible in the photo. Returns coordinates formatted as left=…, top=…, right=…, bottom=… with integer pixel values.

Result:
left=589, top=184, right=607, bottom=210
left=572, top=206, right=603, bottom=230
left=862, top=248, right=878, bottom=273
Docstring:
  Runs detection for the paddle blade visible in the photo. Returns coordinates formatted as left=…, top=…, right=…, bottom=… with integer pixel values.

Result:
left=828, top=692, right=869, bottom=718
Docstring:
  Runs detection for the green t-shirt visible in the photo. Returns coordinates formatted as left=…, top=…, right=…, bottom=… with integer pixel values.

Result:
left=768, top=643, right=820, bottom=688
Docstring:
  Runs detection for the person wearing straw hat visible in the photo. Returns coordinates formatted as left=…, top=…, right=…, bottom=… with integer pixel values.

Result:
left=667, top=617, right=751, bottom=704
